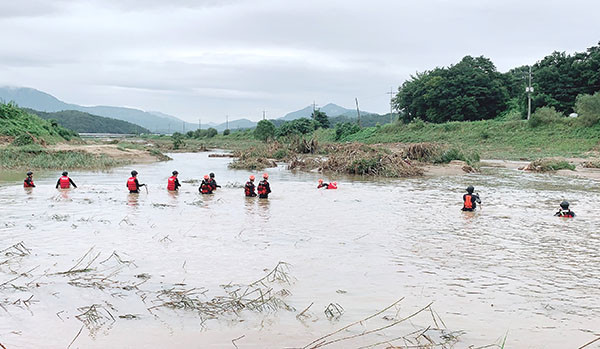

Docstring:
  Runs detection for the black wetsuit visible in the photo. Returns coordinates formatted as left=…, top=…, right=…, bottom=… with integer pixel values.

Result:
left=317, top=183, right=329, bottom=189
left=461, top=193, right=481, bottom=211
left=209, top=178, right=221, bottom=191
left=56, top=177, right=77, bottom=189
left=555, top=209, right=575, bottom=217
left=258, top=179, right=271, bottom=199
left=245, top=181, right=257, bottom=197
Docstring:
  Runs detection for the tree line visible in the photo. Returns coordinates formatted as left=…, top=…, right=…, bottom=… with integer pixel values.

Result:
left=394, top=42, right=600, bottom=123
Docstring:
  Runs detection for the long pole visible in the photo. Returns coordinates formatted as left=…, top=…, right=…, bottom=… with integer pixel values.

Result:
left=355, top=98, right=361, bottom=127
left=226, top=115, right=229, bottom=130
left=527, top=66, right=532, bottom=120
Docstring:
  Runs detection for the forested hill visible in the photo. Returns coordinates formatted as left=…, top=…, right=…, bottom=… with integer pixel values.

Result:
left=25, top=109, right=150, bottom=134
left=0, top=103, right=77, bottom=143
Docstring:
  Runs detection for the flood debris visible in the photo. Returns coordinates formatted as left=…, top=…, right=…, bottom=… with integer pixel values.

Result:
left=1, top=241, right=31, bottom=265
left=324, top=303, right=344, bottom=319
left=302, top=298, right=463, bottom=349
left=75, top=303, right=116, bottom=337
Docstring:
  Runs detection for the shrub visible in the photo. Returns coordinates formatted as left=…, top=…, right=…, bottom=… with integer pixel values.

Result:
left=12, top=134, right=35, bottom=146
left=223, top=129, right=231, bottom=135
left=255, top=120, right=276, bottom=142
left=334, top=122, right=360, bottom=140
left=575, top=92, right=600, bottom=127
left=528, top=106, right=563, bottom=127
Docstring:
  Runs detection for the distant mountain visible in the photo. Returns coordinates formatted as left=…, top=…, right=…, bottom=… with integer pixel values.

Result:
left=279, top=103, right=373, bottom=120
left=0, top=87, right=196, bottom=133
left=25, top=109, right=150, bottom=134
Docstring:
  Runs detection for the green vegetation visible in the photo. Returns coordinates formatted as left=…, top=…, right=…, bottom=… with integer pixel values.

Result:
left=525, top=158, right=576, bottom=172
left=0, top=103, right=78, bottom=142
left=254, top=120, right=276, bottom=141
left=0, top=145, right=126, bottom=170
left=25, top=109, right=150, bottom=134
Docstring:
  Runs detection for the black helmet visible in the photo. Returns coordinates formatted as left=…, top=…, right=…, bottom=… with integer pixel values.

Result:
left=560, top=200, right=569, bottom=209
left=172, top=170, right=178, bottom=175
left=210, top=172, right=215, bottom=178
left=62, top=171, right=68, bottom=176
left=466, top=185, right=474, bottom=193
left=131, top=170, right=138, bottom=176
left=26, top=171, right=33, bottom=176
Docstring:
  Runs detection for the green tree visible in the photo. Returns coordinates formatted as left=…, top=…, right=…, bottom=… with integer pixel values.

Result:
left=172, top=132, right=185, bottom=149
left=254, top=120, right=276, bottom=141
left=206, top=127, right=218, bottom=138
left=394, top=56, right=509, bottom=123
left=575, top=92, right=600, bottom=126
left=312, top=110, right=330, bottom=129
left=223, top=129, right=231, bottom=135
left=276, top=118, right=317, bottom=137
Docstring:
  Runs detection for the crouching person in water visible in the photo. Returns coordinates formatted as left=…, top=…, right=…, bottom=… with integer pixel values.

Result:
left=56, top=171, right=77, bottom=189
left=200, top=175, right=213, bottom=194
left=127, top=170, right=146, bottom=193
left=317, top=179, right=337, bottom=189
left=24, top=171, right=35, bottom=188
left=257, top=173, right=271, bottom=199
left=245, top=175, right=257, bottom=197
left=462, top=185, right=481, bottom=211
left=555, top=200, right=575, bottom=218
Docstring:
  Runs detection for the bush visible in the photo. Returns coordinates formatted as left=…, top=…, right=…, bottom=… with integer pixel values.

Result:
left=223, top=129, right=231, bottom=135
left=12, top=134, right=35, bottom=146
left=575, top=92, right=600, bottom=127
left=272, top=149, right=288, bottom=159
left=435, top=147, right=480, bottom=166
left=255, top=120, right=276, bottom=142
left=276, top=118, right=317, bottom=138
left=408, top=118, right=426, bottom=130
left=334, top=122, right=361, bottom=140
left=528, top=106, right=563, bottom=128
left=206, top=128, right=218, bottom=138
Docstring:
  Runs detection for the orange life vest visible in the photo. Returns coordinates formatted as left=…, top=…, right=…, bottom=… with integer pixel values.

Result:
left=59, top=176, right=70, bottom=189
left=127, top=177, right=138, bottom=191
left=464, top=194, right=473, bottom=209
left=257, top=180, right=268, bottom=195
left=244, top=181, right=255, bottom=196
left=200, top=180, right=212, bottom=194
left=167, top=176, right=177, bottom=191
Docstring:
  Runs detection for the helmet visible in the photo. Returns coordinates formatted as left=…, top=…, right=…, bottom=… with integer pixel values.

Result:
left=318, top=179, right=323, bottom=183
left=560, top=200, right=569, bottom=209
left=249, top=175, right=255, bottom=181
left=204, top=174, right=209, bottom=180
left=210, top=172, right=215, bottom=178
left=263, top=173, right=269, bottom=179
left=131, top=170, right=138, bottom=176
left=172, top=170, right=178, bottom=175
left=26, top=171, right=33, bottom=176
left=466, top=185, right=474, bottom=193
left=62, top=171, right=68, bottom=176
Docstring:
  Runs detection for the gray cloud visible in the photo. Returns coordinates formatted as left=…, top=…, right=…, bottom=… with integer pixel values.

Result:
left=1, top=0, right=599, bottom=122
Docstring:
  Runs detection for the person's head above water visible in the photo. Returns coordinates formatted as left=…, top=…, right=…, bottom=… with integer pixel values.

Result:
left=560, top=200, right=570, bottom=209
left=318, top=179, right=323, bottom=183
left=204, top=174, right=209, bottom=180
left=263, top=173, right=269, bottom=179
left=62, top=171, right=68, bottom=176
left=172, top=170, right=178, bottom=176
left=249, top=175, right=255, bottom=181
left=210, top=172, right=215, bottom=178
left=27, top=171, right=33, bottom=176
left=466, top=185, right=474, bottom=193
left=131, top=170, right=138, bottom=176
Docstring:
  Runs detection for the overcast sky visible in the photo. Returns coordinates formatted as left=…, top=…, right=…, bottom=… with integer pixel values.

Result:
left=1, top=0, right=599, bottom=122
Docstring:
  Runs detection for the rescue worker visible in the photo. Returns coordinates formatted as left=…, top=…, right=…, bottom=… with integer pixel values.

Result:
left=209, top=172, right=221, bottom=191
left=56, top=171, right=77, bottom=189
left=555, top=200, right=575, bottom=218
left=24, top=171, right=35, bottom=188
left=317, top=179, right=337, bottom=189
left=257, top=173, right=271, bottom=199
left=127, top=170, right=145, bottom=193
left=245, top=175, right=257, bottom=197
left=167, top=170, right=181, bottom=191
left=462, top=185, right=481, bottom=211
left=199, top=175, right=213, bottom=194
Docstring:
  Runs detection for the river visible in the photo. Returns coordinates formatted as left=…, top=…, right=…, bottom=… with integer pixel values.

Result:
left=0, top=152, right=598, bottom=348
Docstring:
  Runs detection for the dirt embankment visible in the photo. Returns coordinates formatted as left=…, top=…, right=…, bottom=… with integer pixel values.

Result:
left=49, top=144, right=162, bottom=163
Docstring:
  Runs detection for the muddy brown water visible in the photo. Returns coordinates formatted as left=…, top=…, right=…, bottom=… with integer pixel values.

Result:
left=1, top=152, right=599, bottom=348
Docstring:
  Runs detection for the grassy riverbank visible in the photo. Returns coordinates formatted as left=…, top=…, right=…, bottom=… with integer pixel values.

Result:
left=0, top=145, right=127, bottom=170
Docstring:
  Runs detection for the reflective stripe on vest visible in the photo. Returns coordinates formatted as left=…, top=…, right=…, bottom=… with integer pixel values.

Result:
left=127, top=177, right=137, bottom=191
left=60, top=176, right=70, bottom=189
left=464, top=195, right=473, bottom=209
left=167, top=176, right=176, bottom=190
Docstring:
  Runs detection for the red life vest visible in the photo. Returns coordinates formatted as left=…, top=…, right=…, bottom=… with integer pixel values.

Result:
left=167, top=176, right=176, bottom=191
left=59, top=176, right=70, bottom=189
left=127, top=177, right=138, bottom=191
left=327, top=182, right=337, bottom=189
left=245, top=181, right=255, bottom=196
left=257, top=180, right=268, bottom=195
left=464, top=195, right=473, bottom=209
left=24, top=178, right=35, bottom=187
left=200, top=181, right=212, bottom=194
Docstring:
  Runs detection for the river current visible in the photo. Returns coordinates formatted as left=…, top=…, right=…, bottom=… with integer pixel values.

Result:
left=0, top=152, right=598, bottom=348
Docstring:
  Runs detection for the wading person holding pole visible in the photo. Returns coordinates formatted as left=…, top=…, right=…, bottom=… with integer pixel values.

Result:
left=56, top=171, right=77, bottom=189
left=127, top=170, right=146, bottom=193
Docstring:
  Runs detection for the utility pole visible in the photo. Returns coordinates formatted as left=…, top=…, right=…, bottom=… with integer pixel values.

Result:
left=198, top=118, right=201, bottom=130
left=355, top=97, right=361, bottom=127
left=226, top=115, right=229, bottom=130
left=262, top=110, right=266, bottom=120
left=168, top=123, right=171, bottom=134
left=386, top=87, right=395, bottom=124
left=312, top=101, right=318, bottom=118
left=526, top=66, right=533, bottom=120
left=182, top=121, right=185, bottom=133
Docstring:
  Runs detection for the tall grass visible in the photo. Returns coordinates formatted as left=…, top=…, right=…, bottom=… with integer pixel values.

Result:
left=0, top=147, right=126, bottom=170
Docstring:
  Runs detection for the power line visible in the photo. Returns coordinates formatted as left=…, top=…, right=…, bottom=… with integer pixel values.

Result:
left=386, top=87, right=395, bottom=124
